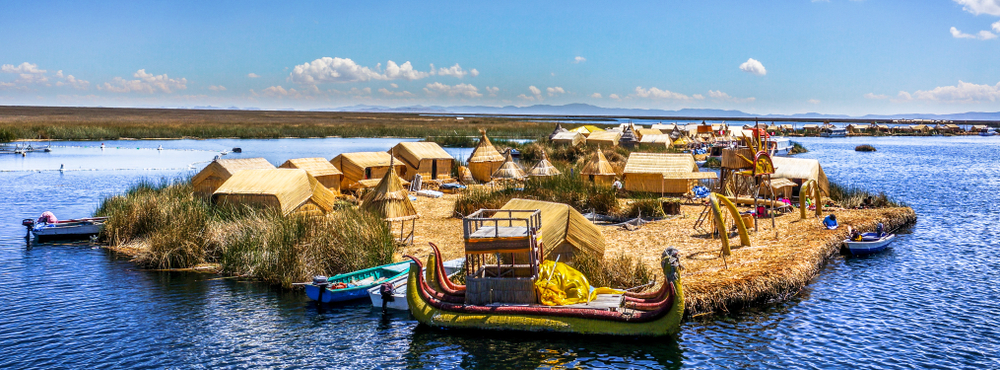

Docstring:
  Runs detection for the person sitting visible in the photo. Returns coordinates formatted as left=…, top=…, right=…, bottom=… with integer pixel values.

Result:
left=822, top=214, right=838, bottom=229
left=848, top=226, right=862, bottom=241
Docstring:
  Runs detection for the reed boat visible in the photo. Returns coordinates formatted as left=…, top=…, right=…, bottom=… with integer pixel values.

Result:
left=303, top=261, right=410, bottom=303
left=844, top=233, right=895, bottom=255
left=23, top=216, right=106, bottom=241
left=406, top=208, right=683, bottom=336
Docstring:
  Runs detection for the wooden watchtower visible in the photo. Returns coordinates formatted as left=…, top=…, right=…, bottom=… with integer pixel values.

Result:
left=462, top=209, right=542, bottom=305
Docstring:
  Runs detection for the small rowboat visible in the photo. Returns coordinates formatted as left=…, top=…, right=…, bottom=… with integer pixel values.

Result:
left=368, top=255, right=465, bottom=311
left=303, top=261, right=410, bottom=303
left=844, top=233, right=895, bottom=255
left=23, top=217, right=107, bottom=241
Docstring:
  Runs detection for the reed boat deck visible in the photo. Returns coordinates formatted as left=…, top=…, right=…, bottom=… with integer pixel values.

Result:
left=479, top=293, right=625, bottom=310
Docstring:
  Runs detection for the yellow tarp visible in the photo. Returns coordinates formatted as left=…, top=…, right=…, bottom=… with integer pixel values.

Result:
left=534, top=260, right=622, bottom=306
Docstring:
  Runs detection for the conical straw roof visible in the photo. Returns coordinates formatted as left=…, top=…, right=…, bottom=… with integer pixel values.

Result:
left=548, top=123, right=568, bottom=139
left=581, top=149, right=615, bottom=176
left=527, top=151, right=561, bottom=177
left=620, top=124, right=638, bottom=147
left=469, top=130, right=504, bottom=163
left=360, top=157, right=419, bottom=221
left=491, top=150, right=527, bottom=180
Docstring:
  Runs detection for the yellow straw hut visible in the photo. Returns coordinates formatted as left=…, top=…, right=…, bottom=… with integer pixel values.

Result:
left=279, top=157, right=343, bottom=193
left=389, top=142, right=454, bottom=181
left=491, top=150, right=527, bottom=181
left=550, top=131, right=586, bottom=146
left=468, top=130, right=505, bottom=183
left=527, top=151, right=561, bottom=177
left=771, top=156, right=829, bottom=195
left=623, top=153, right=717, bottom=194
left=499, top=198, right=605, bottom=261
left=359, top=159, right=420, bottom=243
left=211, top=169, right=336, bottom=216
left=192, top=157, right=276, bottom=199
left=331, top=152, right=407, bottom=191
left=581, top=149, right=616, bottom=185
left=586, top=130, right=622, bottom=147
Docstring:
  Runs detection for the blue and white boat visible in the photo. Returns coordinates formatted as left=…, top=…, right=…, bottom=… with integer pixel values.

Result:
left=844, top=233, right=895, bottom=255
left=303, top=261, right=410, bottom=303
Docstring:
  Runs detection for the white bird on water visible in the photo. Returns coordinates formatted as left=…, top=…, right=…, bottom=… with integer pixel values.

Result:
left=59, top=164, right=64, bottom=172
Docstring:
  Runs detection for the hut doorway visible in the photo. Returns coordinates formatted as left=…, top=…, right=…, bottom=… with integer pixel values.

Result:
left=365, top=167, right=372, bottom=179
left=432, top=161, right=438, bottom=180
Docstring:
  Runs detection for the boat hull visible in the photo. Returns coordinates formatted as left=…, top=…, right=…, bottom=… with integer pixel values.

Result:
left=303, top=261, right=410, bottom=303
left=844, top=233, right=895, bottom=255
left=32, top=219, right=104, bottom=241
left=368, top=275, right=409, bottom=311
left=406, top=259, right=684, bottom=337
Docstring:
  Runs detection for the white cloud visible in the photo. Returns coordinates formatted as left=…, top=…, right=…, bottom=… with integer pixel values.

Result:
left=590, top=93, right=602, bottom=99
left=994, top=20, right=1000, bottom=32
left=573, top=56, right=586, bottom=64
left=807, top=99, right=821, bottom=104
left=435, top=64, right=479, bottom=78
left=390, top=83, right=398, bottom=88
left=519, top=85, right=544, bottom=101
left=609, top=94, right=621, bottom=101
left=258, top=85, right=300, bottom=98
left=529, top=86, right=541, bottom=96
left=546, top=86, right=566, bottom=97
left=99, top=69, right=187, bottom=93
left=247, top=73, right=260, bottom=78
left=485, top=86, right=499, bottom=96
left=1, top=62, right=49, bottom=84
left=289, top=57, right=384, bottom=84
left=55, top=74, right=89, bottom=90
left=423, top=82, right=482, bottom=98
left=384, top=61, right=431, bottom=80
left=951, top=26, right=997, bottom=39
left=707, top=90, right=755, bottom=103
left=896, top=80, right=1000, bottom=103
left=378, top=88, right=415, bottom=97
left=739, top=58, right=767, bottom=76
left=208, top=85, right=226, bottom=91
left=953, top=0, right=1000, bottom=16
left=632, top=86, right=702, bottom=100
left=864, top=92, right=888, bottom=99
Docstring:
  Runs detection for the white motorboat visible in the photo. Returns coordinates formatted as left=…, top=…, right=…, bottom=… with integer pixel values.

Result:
left=844, top=233, right=895, bottom=255
left=368, top=257, right=464, bottom=311
left=24, top=216, right=107, bottom=241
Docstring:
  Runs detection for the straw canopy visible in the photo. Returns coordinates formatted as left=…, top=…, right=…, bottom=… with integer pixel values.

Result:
left=192, top=157, right=276, bottom=199
left=279, top=157, right=342, bottom=191
left=771, top=156, right=829, bottom=194
left=527, top=151, right=561, bottom=177
left=212, top=169, right=336, bottom=216
left=550, top=131, right=585, bottom=146
left=359, top=161, right=419, bottom=221
left=500, top=198, right=605, bottom=261
left=623, top=153, right=715, bottom=179
left=390, top=141, right=454, bottom=181
left=581, top=149, right=616, bottom=176
left=468, top=130, right=505, bottom=163
left=491, top=150, right=527, bottom=180
left=586, top=130, right=622, bottom=146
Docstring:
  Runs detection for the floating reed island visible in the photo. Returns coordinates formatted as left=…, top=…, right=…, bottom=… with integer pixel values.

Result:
left=93, top=125, right=916, bottom=319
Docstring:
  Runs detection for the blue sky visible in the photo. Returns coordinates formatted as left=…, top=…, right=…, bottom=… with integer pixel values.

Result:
left=1, top=0, right=998, bottom=115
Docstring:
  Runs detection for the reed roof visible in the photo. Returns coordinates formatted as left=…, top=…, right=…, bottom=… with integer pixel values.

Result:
left=581, top=150, right=616, bottom=176
left=360, top=164, right=419, bottom=221
left=636, top=128, right=663, bottom=138
left=469, top=131, right=505, bottom=163
left=527, top=152, right=561, bottom=177
left=336, top=151, right=406, bottom=169
left=279, top=157, right=342, bottom=178
left=639, top=134, right=673, bottom=144
left=769, top=177, right=797, bottom=190
left=491, top=151, right=527, bottom=180
left=550, top=131, right=585, bottom=142
left=586, top=130, right=622, bottom=145
left=500, top=198, right=605, bottom=260
left=652, top=123, right=676, bottom=131
left=772, top=156, right=829, bottom=193
left=212, top=169, right=335, bottom=215
left=623, top=152, right=717, bottom=179
left=192, top=157, right=275, bottom=185
left=569, top=125, right=604, bottom=134
left=392, top=141, right=453, bottom=161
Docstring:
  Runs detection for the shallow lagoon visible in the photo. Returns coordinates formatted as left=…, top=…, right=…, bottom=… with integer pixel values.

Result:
left=1, top=136, right=998, bottom=369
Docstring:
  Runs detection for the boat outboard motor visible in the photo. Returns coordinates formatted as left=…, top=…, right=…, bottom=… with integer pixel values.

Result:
left=22, top=218, right=34, bottom=238
left=379, top=282, right=395, bottom=311
left=312, top=275, right=330, bottom=302
left=876, top=223, right=884, bottom=237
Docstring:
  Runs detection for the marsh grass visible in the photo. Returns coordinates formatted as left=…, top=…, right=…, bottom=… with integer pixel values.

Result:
left=96, top=180, right=398, bottom=287
left=573, top=252, right=656, bottom=290
left=789, top=141, right=808, bottom=154
left=828, top=181, right=904, bottom=209
left=855, top=144, right=877, bottom=152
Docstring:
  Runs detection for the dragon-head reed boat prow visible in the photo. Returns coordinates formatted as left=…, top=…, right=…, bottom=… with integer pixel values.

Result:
left=405, top=246, right=684, bottom=337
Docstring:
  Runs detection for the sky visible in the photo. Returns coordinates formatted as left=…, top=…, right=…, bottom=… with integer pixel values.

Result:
left=1, top=0, right=999, bottom=116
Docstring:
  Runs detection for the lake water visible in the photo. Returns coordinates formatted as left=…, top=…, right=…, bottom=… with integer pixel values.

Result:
left=1, top=136, right=998, bottom=369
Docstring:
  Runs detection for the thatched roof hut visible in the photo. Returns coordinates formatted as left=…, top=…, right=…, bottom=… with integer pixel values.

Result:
left=550, top=131, right=585, bottom=146
left=390, top=142, right=454, bottom=181
left=771, top=156, right=829, bottom=195
left=768, top=177, right=797, bottom=200
left=586, top=130, right=622, bottom=147
left=636, top=128, right=663, bottom=139
left=581, top=149, right=616, bottom=185
left=638, top=134, right=673, bottom=149
left=212, top=169, right=336, bottom=216
left=500, top=198, right=604, bottom=261
left=331, top=152, right=407, bottom=191
left=619, top=124, right=639, bottom=148
left=652, top=123, right=676, bottom=131
left=279, top=157, right=343, bottom=193
left=623, top=153, right=717, bottom=194
left=569, top=125, right=604, bottom=136
left=491, top=151, right=527, bottom=180
left=192, top=157, right=276, bottom=199
left=359, top=162, right=419, bottom=222
left=527, top=151, right=561, bottom=177
left=468, top=131, right=505, bottom=183
left=548, top=123, right=568, bottom=140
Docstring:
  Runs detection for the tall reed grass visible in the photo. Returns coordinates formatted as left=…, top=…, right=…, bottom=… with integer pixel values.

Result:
left=828, top=182, right=905, bottom=209
left=573, top=252, right=656, bottom=290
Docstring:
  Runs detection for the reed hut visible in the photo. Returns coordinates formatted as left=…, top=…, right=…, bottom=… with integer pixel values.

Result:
left=212, top=169, right=336, bottom=216
left=638, top=134, right=673, bottom=148
left=586, top=130, right=622, bottom=147
left=468, top=131, right=506, bottom=183
left=279, top=157, right=343, bottom=193
left=192, top=157, right=276, bottom=199
left=499, top=198, right=605, bottom=261
left=458, top=165, right=477, bottom=184
left=548, top=123, right=568, bottom=140
left=652, top=123, right=676, bottom=132
left=569, top=125, right=604, bottom=137
left=622, top=152, right=717, bottom=194
left=771, top=156, right=829, bottom=195
left=491, top=151, right=527, bottom=181
left=359, top=160, right=419, bottom=243
left=780, top=124, right=794, bottom=133
left=636, top=128, right=664, bottom=139
left=581, top=149, right=616, bottom=185
left=550, top=131, right=585, bottom=146
left=389, top=142, right=454, bottom=181
left=331, top=152, right=407, bottom=191
left=619, top=125, right=639, bottom=148
left=526, top=151, right=561, bottom=177
left=768, top=177, right=797, bottom=200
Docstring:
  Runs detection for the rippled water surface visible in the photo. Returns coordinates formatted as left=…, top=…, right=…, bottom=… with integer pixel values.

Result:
left=1, top=136, right=998, bottom=369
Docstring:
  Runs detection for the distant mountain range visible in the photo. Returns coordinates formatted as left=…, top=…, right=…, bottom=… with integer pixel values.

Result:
left=310, top=103, right=1000, bottom=121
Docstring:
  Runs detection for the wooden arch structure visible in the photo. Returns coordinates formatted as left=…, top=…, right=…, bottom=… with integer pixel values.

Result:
left=709, top=193, right=751, bottom=256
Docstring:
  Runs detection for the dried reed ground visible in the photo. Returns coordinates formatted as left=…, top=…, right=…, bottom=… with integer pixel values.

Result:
left=405, top=194, right=916, bottom=317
